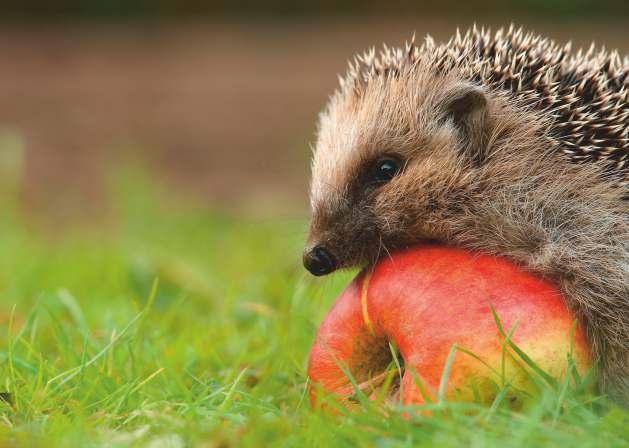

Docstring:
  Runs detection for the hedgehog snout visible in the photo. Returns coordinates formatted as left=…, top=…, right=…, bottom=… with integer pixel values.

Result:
left=303, top=245, right=338, bottom=276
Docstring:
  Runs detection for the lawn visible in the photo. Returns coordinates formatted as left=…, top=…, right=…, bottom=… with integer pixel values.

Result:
left=0, top=169, right=627, bottom=447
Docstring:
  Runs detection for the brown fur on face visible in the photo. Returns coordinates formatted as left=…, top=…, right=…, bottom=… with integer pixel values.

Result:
left=306, top=30, right=629, bottom=401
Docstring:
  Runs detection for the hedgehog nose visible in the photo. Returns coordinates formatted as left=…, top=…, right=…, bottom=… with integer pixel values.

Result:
left=303, top=246, right=337, bottom=276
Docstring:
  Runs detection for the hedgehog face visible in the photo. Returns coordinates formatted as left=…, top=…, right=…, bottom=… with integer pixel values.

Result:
left=304, top=71, right=489, bottom=275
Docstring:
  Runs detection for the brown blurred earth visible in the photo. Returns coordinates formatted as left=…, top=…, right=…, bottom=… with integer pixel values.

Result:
left=0, top=18, right=627, bottom=218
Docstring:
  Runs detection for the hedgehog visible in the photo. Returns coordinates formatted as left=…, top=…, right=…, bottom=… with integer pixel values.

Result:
left=302, top=25, right=629, bottom=401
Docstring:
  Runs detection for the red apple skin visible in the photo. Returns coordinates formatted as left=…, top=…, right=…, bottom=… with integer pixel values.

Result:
left=308, top=245, right=591, bottom=408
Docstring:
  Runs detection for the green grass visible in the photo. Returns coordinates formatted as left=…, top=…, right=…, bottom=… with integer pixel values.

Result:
left=0, top=170, right=628, bottom=447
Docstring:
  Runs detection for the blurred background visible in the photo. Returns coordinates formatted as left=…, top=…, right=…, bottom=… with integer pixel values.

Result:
left=0, top=4, right=626, bottom=444
left=0, top=1, right=627, bottom=225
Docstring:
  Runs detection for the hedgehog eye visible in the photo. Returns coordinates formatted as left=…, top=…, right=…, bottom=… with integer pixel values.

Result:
left=371, top=158, right=401, bottom=184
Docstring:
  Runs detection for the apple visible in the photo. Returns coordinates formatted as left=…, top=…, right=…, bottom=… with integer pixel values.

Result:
left=307, top=245, right=591, bottom=409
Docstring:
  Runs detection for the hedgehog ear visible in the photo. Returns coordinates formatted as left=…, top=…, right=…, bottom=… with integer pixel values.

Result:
left=441, top=84, right=488, bottom=164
